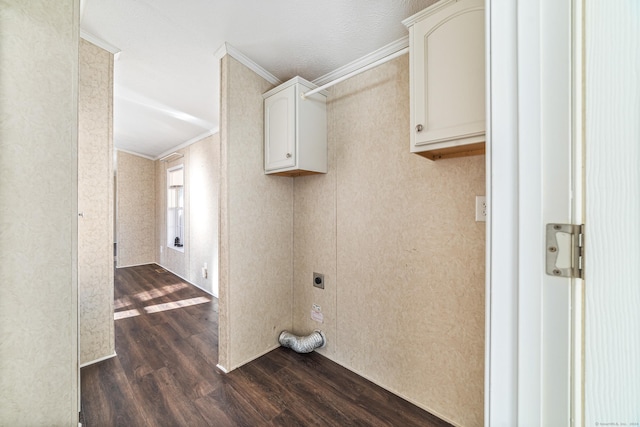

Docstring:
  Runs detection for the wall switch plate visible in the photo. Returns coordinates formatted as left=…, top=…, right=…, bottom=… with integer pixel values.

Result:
left=475, top=196, right=487, bottom=222
left=313, top=272, right=324, bottom=289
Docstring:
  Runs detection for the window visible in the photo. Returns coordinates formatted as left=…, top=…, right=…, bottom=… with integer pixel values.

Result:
left=167, top=165, right=185, bottom=252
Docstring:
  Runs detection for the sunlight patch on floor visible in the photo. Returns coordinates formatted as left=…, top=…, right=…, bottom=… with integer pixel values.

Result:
left=114, top=309, right=141, bottom=320
left=133, top=282, right=189, bottom=302
left=143, top=296, right=210, bottom=314
left=114, top=296, right=132, bottom=309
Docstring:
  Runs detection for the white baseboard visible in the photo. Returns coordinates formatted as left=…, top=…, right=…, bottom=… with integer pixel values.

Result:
left=115, top=261, right=155, bottom=269
left=223, top=344, right=280, bottom=374
left=80, top=352, right=117, bottom=368
left=319, top=354, right=462, bottom=427
left=153, top=263, right=216, bottom=298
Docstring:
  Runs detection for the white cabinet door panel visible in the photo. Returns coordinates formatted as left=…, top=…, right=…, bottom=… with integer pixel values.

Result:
left=264, top=84, right=295, bottom=171
left=405, top=0, right=485, bottom=159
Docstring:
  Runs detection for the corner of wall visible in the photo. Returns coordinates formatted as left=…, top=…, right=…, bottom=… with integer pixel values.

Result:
left=218, top=55, right=293, bottom=371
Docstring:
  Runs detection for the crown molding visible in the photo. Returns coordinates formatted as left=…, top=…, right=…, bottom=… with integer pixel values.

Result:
left=153, top=129, right=219, bottom=161
left=402, top=0, right=456, bottom=27
left=312, top=36, right=409, bottom=87
left=80, top=30, right=121, bottom=55
left=262, top=76, right=327, bottom=99
left=213, top=38, right=409, bottom=93
left=214, top=42, right=281, bottom=85
left=115, top=148, right=156, bottom=161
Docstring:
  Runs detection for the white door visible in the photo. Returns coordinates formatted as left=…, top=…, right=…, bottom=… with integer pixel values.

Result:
left=488, top=0, right=640, bottom=425
left=583, top=0, right=640, bottom=423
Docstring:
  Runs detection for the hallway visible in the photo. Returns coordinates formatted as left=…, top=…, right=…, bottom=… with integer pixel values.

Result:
left=80, top=265, right=450, bottom=426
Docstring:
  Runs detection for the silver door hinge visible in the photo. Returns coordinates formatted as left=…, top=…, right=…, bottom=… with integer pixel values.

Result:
left=546, top=223, right=584, bottom=279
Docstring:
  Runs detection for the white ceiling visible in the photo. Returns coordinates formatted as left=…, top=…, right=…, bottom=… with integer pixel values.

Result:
left=80, top=0, right=437, bottom=159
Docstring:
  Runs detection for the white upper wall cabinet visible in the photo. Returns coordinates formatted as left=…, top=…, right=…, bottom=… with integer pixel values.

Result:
left=263, top=77, right=327, bottom=176
left=403, top=0, right=485, bottom=160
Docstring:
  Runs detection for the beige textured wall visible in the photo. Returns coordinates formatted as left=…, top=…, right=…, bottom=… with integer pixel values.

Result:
left=155, top=134, right=219, bottom=295
left=0, top=1, right=79, bottom=424
left=78, top=39, right=115, bottom=365
left=117, top=151, right=156, bottom=267
left=218, top=56, right=293, bottom=371
left=293, top=56, right=485, bottom=427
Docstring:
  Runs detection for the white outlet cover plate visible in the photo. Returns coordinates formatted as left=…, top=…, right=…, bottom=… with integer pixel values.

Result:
left=475, top=196, right=487, bottom=222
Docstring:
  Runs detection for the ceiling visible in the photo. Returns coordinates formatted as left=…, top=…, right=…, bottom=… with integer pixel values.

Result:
left=80, top=0, right=437, bottom=159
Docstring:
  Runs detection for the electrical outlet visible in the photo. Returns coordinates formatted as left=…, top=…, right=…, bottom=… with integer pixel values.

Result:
left=202, top=263, right=208, bottom=279
left=475, top=196, right=487, bottom=222
left=313, top=272, right=324, bottom=289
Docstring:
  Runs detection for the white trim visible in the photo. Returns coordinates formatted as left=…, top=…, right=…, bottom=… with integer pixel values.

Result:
left=312, top=36, right=409, bottom=87
left=486, top=0, right=519, bottom=425
left=322, top=356, right=462, bottom=427
left=158, top=152, right=184, bottom=162
left=154, top=263, right=216, bottom=297
left=115, top=148, right=155, bottom=161
left=225, top=344, right=280, bottom=373
left=487, top=0, right=575, bottom=424
left=303, top=47, right=408, bottom=99
left=518, top=0, right=573, bottom=422
left=214, top=42, right=281, bottom=85
left=116, top=262, right=216, bottom=297
left=80, top=30, right=121, bottom=55
left=402, top=0, right=458, bottom=27
left=115, top=261, right=155, bottom=269
left=167, top=244, right=185, bottom=254
left=262, top=76, right=327, bottom=99
left=516, top=0, right=543, bottom=421
left=216, top=363, right=229, bottom=374
left=570, top=1, right=584, bottom=425
left=116, top=129, right=219, bottom=163
left=154, top=129, right=218, bottom=161
left=79, top=352, right=117, bottom=368
left=79, top=0, right=86, bottom=21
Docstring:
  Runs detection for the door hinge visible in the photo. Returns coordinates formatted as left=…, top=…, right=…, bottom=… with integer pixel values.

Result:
left=545, top=223, right=584, bottom=279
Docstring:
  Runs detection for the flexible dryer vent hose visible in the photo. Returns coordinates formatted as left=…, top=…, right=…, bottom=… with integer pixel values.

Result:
left=279, top=330, right=326, bottom=353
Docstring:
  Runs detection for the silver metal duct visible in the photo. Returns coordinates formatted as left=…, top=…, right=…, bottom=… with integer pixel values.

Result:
left=278, top=330, right=326, bottom=353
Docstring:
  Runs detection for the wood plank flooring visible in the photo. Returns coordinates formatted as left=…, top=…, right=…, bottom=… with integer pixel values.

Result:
left=81, top=264, right=452, bottom=427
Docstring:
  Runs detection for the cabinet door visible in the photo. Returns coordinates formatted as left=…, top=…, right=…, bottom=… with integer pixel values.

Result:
left=412, top=0, right=485, bottom=148
left=264, top=84, right=296, bottom=171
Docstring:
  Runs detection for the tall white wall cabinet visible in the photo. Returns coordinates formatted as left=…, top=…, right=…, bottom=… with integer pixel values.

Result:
left=403, top=0, right=485, bottom=160
left=263, top=77, right=327, bottom=176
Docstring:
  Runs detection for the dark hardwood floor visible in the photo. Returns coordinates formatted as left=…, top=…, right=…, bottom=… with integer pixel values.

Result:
left=81, top=264, right=452, bottom=426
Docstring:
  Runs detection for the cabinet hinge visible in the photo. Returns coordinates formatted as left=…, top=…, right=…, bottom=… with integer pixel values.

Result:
left=545, top=223, right=584, bottom=279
